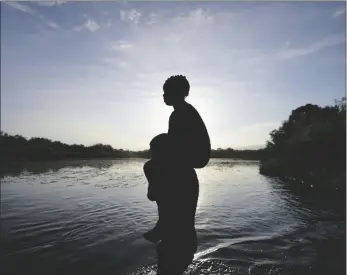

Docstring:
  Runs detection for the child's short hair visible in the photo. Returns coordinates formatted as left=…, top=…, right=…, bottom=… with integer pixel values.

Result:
left=150, top=133, right=169, bottom=154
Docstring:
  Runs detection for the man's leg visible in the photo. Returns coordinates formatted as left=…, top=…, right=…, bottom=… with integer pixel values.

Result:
left=143, top=219, right=162, bottom=243
left=156, top=241, right=194, bottom=275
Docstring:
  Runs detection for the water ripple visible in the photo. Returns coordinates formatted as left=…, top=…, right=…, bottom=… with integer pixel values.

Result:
left=1, top=159, right=344, bottom=275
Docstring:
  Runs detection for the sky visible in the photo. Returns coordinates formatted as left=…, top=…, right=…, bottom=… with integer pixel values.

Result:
left=1, top=1, right=346, bottom=150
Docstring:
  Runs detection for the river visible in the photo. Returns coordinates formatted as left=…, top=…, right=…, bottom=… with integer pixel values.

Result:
left=1, top=159, right=345, bottom=275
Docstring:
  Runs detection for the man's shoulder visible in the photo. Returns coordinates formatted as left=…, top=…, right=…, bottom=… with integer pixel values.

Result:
left=169, top=110, right=177, bottom=121
left=185, top=102, right=195, bottom=110
left=170, top=102, right=201, bottom=123
left=184, top=103, right=203, bottom=123
left=186, top=102, right=200, bottom=114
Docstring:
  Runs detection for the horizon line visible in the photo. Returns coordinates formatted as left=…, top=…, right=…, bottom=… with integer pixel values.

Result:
left=0, top=131, right=266, bottom=151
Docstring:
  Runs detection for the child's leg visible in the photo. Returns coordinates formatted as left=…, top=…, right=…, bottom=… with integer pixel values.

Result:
left=143, top=221, right=161, bottom=243
left=143, top=202, right=162, bottom=243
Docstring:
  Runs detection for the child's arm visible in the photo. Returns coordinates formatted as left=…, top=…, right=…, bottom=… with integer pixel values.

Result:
left=167, top=110, right=197, bottom=166
left=168, top=106, right=210, bottom=168
left=143, top=160, right=158, bottom=201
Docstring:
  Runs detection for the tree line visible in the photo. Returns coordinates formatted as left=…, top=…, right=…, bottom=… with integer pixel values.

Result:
left=259, top=97, right=346, bottom=190
left=0, top=132, right=264, bottom=161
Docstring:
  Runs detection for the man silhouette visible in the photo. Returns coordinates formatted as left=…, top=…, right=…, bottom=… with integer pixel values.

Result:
left=155, top=75, right=211, bottom=275
left=164, top=75, right=211, bottom=170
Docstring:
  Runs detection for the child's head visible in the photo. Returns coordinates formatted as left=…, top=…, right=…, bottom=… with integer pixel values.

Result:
left=150, top=133, right=169, bottom=159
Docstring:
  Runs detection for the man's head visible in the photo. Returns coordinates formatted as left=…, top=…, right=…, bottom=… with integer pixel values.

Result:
left=163, top=75, right=190, bottom=106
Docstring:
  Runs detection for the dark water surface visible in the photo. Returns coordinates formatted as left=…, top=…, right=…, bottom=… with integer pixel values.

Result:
left=1, top=159, right=345, bottom=275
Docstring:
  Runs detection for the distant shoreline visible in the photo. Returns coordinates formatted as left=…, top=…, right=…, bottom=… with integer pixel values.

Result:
left=1, top=155, right=263, bottom=164
left=0, top=132, right=265, bottom=162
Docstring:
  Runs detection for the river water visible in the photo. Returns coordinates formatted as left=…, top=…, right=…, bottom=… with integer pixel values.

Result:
left=1, top=159, right=345, bottom=275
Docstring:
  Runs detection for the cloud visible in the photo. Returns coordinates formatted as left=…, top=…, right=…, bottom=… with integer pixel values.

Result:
left=118, top=61, right=130, bottom=68
left=84, top=19, right=100, bottom=32
left=238, top=34, right=346, bottom=66
left=32, top=1, right=67, bottom=7
left=333, top=7, right=345, bottom=18
left=112, top=40, right=134, bottom=51
left=105, top=7, right=235, bottom=74
left=187, top=8, right=214, bottom=25
left=46, top=21, right=59, bottom=29
left=4, top=2, right=60, bottom=29
left=102, top=57, right=118, bottom=65
left=102, top=57, right=131, bottom=68
left=104, top=7, right=344, bottom=90
left=163, top=34, right=182, bottom=43
left=171, top=8, right=215, bottom=29
left=120, top=9, right=142, bottom=24
left=38, top=15, right=59, bottom=29
left=74, top=19, right=100, bottom=32
left=4, top=1, right=34, bottom=14
left=276, top=35, right=345, bottom=60
left=146, top=13, right=157, bottom=25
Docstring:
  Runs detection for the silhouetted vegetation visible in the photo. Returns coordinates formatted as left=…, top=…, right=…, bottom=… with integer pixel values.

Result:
left=0, top=132, right=264, bottom=162
left=260, top=97, right=346, bottom=190
left=0, top=132, right=135, bottom=160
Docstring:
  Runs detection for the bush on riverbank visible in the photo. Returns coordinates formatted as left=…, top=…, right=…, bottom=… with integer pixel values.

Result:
left=260, top=97, right=346, bottom=190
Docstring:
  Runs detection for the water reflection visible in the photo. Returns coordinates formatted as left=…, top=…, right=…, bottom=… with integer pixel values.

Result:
left=1, top=159, right=345, bottom=275
left=0, top=159, right=120, bottom=178
left=0, top=159, right=261, bottom=178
